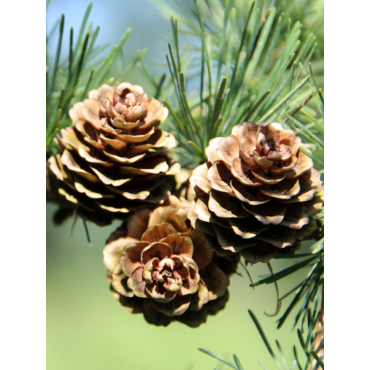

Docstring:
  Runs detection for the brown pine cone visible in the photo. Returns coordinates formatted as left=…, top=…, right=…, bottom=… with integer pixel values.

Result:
left=48, top=83, right=179, bottom=219
left=188, top=122, right=324, bottom=263
left=104, top=195, right=236, bottom=327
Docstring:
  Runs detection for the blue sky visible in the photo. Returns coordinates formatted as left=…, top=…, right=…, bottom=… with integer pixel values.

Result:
left=47, top=0, right=173, bottom=79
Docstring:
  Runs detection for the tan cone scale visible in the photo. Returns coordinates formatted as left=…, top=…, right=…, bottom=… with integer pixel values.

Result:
left=188, top=122, right=324, bottom=263
left=104, top=195, right=236, bottom=327
left=48, top=83, right=180, bottom=218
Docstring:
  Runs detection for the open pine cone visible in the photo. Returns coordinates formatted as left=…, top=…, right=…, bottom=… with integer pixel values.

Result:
left=104, top=195, right=237, bottom=327
left=188, top=122, right=324, bottom=263
left=48, top=83, right=179, bottom=219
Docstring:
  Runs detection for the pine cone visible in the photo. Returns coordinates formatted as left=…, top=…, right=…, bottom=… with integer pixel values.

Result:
left=103, top=195, right=235, bottom=327
left=48, top=83, right=179, bottom=219
left=188, top=122, right=324, bottom=263
left=174, top=168, right=196, bottom=202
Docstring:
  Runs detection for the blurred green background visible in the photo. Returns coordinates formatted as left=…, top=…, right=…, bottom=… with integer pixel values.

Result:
left=47, top=201, right=310, bottom=370
left=47, top=1, right=317, bottom=369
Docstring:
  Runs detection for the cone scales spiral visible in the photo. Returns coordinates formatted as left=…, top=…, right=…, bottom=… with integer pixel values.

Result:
left=48, top=83, right=179, bottom=219
left=104, top=195, right=237, bottom=327
left=188, top=122, right=324, bottom=263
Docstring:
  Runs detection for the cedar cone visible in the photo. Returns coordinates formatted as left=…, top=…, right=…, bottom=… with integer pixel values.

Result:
left=103, top=195, right=237, bottom=327
left=174, top=168, right=196, bottom=202
left=47, top=157, right=113, bottom=226
left=188, top=122, right=324, bottom=263
left=48, top=83, right=179, bottom=219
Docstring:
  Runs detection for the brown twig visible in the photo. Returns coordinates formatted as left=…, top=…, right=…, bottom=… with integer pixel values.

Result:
left=282, top=94, right=314, bottom=125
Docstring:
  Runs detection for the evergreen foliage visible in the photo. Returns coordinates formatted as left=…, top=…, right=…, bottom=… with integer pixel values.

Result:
left=149, top=0, right=323, bottom=165
left=46, top=2, right=133, bottom=154
left=46, top=1, right=324, bottom=368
